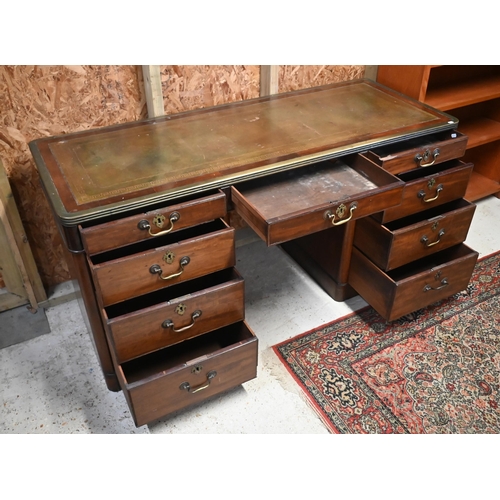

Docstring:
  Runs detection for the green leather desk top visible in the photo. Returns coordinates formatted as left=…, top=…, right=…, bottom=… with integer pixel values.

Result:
left=29, top=79, right=458, bottom=226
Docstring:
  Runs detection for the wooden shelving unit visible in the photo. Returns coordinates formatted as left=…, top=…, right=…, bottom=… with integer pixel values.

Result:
left=377, top=65, right=500, bottom=201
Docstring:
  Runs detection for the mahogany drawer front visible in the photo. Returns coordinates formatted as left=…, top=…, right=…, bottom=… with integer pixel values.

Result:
left=375, top=159, right=474, bottom=224
left=349, top=244, right=478, bottom=322
left=80, top=191, right=227, bottom=255
left=361, top=130, right=467, bottom=175
left=354, top=199, right=476, bottom=271
left=231, top=154, right=404, bottom=246
left=117, top=321, right=258, bottom=427
left=90, top=219, right=235, bottom=307
left=104, top=268, right=245, bottom=363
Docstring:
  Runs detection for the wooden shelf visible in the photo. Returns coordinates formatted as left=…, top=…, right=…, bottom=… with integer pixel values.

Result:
left=425, top=75, right=500, bottom=111
left=465, top=170, right=500, bottom=201
left=377, top=66, right=500, bottom=202
left=458, top=117, right=500, bottom=149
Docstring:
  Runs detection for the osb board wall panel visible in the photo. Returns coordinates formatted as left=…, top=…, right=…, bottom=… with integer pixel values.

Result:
left=160, top=65, right=261, bottom=113
left=159, top=65, right=365, bottom=112
left=278, top=65, right=365, bottom=92
left=0, top=66, right=147, bottom=287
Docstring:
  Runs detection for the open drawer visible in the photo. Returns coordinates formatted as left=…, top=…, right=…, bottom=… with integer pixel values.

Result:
left=117, top=321, right=258, bottom=427
left=373, top=159, right=474, bottom=224
left=231, top=154, right=404, bottom=245
left=360, top=130, right=468, bottom=175
left=349, top=244, right=478, bottom=322
left=80, top=191, right=227, bottom=255
left=103, top=268, right=245, bottom=363
left=354, top=199, right=476, bottom=271
left=89, top=219, right=235, bottom=306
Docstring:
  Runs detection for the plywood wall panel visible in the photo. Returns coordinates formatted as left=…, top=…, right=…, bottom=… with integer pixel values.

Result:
left=0, top=65, right=147, bottom=287
left=279, top=65, right=365, bottom=92
left=160, top=65, right=261, bottom=113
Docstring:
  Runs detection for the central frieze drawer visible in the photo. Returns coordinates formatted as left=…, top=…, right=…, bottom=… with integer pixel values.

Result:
left=349, top=244, right=478, bottom=322
left=89, top=219, right=235, bottom=306
left=354, top=199, right=476, bottom=271
left=117, top=321, right=258, bottom=427
left=231, top=154, right=404, bottom=246
left=104, top=268, right=245, bottom=363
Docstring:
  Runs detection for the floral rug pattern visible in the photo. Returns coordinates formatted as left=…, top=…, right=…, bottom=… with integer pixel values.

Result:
left=273, top=252, right=500, bottom=433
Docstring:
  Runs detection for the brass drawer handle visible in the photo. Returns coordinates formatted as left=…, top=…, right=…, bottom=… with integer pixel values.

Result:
left=418, top=184, right=443, bottom=203
left=162, top=310, right=202, bottom=333
left=179, top=370, right=217, bottom=394
left=415, top=148, right=440, bottom=167
left=138, top=211, right=180, bottom=237
left=421, top=229, right=445, bottom=247
left=325, top=202, right=357, bottom=226
left=150, top=256, right=190, bottom=280
left=423, top=278, right=448, bottom=292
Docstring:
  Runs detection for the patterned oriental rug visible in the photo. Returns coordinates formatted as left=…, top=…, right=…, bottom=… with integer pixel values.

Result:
left=273, top=251, right=500, bottom=434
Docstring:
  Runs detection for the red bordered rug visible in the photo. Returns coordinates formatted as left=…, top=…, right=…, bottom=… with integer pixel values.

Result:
left=273, top=251, right=500, bottom=434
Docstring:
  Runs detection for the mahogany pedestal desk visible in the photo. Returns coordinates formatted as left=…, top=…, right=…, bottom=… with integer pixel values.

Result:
left=29, top=80, right=478, bottom=426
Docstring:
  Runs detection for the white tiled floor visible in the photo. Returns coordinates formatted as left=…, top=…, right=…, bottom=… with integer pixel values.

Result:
left=1, top=197, right=499, bottom=434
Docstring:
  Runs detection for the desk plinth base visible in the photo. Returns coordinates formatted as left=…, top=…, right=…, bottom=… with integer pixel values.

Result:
left=280, top=223, right=357, bottom=302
